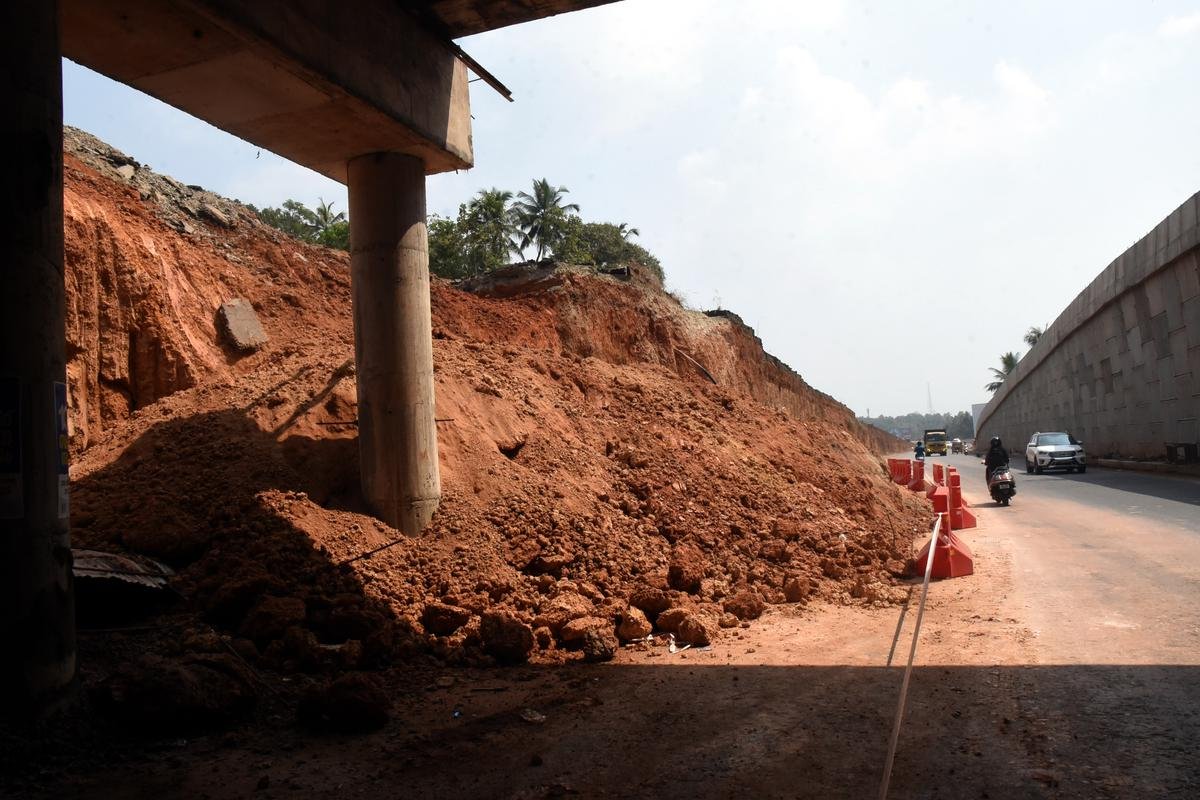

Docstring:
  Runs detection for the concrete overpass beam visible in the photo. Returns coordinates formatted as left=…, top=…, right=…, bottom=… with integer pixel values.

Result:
left=347, top=153, right=440, bottom=534
left=62, top=0, right=474, bottom=181
left=3, top=0, right=77, bottom=717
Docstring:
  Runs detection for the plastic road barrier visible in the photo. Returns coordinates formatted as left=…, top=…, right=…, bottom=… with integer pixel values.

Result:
left=907, top=460, right=925, bottom=492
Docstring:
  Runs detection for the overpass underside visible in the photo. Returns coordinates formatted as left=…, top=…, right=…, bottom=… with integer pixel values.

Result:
left=978, top=192, right=1200, bottom=460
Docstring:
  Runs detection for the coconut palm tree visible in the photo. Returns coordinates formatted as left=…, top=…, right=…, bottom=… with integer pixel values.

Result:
left=616, top=222, right=640, bottom=240
left=463, top=188, right=521, bottom=275
left=513, top=178, right=580, bottom=261
left=312, top=197, right=346, bottom=235
left=985, top=351, right=1021, bottom=393
left=1023, top=325, right=1045, bottom=348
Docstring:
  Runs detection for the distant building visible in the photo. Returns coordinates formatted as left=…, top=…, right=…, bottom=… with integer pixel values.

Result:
left=971, top=403, right=988, bottom=437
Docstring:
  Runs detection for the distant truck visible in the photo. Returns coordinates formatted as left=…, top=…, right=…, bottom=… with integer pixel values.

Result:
left=923, top=429, right=949, bottom=456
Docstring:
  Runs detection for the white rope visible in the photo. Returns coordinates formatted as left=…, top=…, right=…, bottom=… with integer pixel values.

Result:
left=878, top=512, right=944, bottom=800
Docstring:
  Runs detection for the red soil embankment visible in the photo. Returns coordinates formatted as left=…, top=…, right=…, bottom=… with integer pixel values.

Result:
left=63, top=131, right=927, bottom=671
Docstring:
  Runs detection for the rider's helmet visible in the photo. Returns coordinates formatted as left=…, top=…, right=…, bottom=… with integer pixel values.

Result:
left=990, top=436, right=1002, bottom=449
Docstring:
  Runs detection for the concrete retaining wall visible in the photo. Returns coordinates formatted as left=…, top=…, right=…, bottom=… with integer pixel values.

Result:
left=977, top=191, right=1200, bottom=460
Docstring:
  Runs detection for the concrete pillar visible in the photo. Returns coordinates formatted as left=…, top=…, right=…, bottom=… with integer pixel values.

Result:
left=2, top=0, right=77, bottom=717
left=347, top=153, right=441, bottom=534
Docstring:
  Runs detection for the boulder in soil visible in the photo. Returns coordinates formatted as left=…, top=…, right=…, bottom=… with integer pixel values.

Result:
left=783, top=576, right=812, bottom=603
left=676, top=613, right=716, bottom=646
left=628, top=587, right=670, bottom=617
left=239, top=595, right=307, bottom=643
left=217, top=298, right=268, bottom=352
left=93, top=653, right=256, bottom=733
left=559, top=615, right=612, bottom=644
left=581, top=628, right=618, bottom=662
left=422, top=602, right=472, bottom=636
left=480, top=610, right=534, bottom=663
left=532, top=592, right=593, bottom=634
left=616, top=606, right=652, bottom=642
left=654, top=607, right=690, bottom=634
left=298, top=672, right=391, bottom=733
left=723, top=589, right=766, bottom=621
left=667, top=544, right=705, bottom=594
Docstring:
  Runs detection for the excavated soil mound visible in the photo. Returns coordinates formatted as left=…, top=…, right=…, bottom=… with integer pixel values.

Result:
left=63, top=131, right=927, bottom=676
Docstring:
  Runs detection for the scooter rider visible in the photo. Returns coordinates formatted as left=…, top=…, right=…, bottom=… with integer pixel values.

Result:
left=914, top=440, right=926, bottom=460
left=984, top=436, right=1008, bottom=482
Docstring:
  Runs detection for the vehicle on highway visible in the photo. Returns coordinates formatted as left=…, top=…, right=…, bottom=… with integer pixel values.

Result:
left=1025, top=432, right=1087, bottom=474
left=987, top=464, right=1016, bottom=505
left=951, top=438, right=964, bottom=454
left=923, top=429, right=949, bottom=456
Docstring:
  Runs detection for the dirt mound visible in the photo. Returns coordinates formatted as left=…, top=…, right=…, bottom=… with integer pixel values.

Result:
left=63, top=133, right=929, bottom=675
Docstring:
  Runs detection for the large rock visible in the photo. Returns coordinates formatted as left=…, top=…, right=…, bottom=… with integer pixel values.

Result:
left=581, top=628, right=618, bottom=662
left=532, top=592, right=592, bottom=634
left=94, top=653, right=256, bottom=733
left=217, top=298, right=268, bottom=352
left=723, top=589, right=766, bottom=621
left=421, top=602, right=472, bottom=636
left=239, top=595, right=306, bottom=643
left=783, top=576, right=813, bottom=603
left=654, top=607, right=690, bottom=634
left=667, top=544, right=705, bottom=594
left=628, top=587, right=670, bottom=617
left=616, top=606, right=652, bottom=642
left=298, top=672, right=391, bottom=733
left=676, top=613, right=716, bottom=646
left=480, top=611, right=534, bottom=663
left=559, top=616, right=611, bottom=644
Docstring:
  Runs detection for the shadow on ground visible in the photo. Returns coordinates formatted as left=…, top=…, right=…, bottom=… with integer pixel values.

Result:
left=5, top=661, right=1198, bottom=799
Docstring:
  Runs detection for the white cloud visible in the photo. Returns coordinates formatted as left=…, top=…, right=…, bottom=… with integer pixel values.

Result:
left=1158, top=12, right=1200, bottom=38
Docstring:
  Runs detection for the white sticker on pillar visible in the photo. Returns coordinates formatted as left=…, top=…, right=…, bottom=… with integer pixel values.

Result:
left=54, top=381, right=69, bottom=519
left=0, top=376, right=21, bottom=519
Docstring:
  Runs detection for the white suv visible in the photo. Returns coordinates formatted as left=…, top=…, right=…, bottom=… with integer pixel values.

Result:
left=1025, top=432, right=1087, bottom=474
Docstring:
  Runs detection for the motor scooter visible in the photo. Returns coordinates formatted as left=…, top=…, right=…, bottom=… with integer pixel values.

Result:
left=987, top=465, right=1016, bottom=505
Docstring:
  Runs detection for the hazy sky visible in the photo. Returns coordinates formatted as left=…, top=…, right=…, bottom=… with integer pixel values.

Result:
left=62, top=1, right=1200, bottom=416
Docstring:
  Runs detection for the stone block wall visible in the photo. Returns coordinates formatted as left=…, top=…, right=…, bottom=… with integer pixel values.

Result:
left=977, top=192, right=1200, bottom=459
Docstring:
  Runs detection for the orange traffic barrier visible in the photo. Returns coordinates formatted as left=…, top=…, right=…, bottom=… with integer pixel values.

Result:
left=890, top=459, right=911, bottom=486
left=907, top=460, right=925, bottom=491
left=909, top=519, right=974, bottom=579
left=932, top=463, right=945, bottom=485
left=946, top=469, right=977, bottom=530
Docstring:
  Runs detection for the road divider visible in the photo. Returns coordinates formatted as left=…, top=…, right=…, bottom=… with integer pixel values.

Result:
left=907, top=460, right=925, bottom=492
left=888, top=458, right=911, bottom=486
left=946, top=468, right=977, bottom=530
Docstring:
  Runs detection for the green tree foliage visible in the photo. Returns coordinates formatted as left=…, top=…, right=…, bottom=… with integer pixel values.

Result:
left=461, top=188, right=522, bottom=276
left=252, top=197, right=350, bottom=252
left=1023, top=325, right=1046, bottom=348
left=425, top=180, right=664, bottom=282
left=253, top=199, right=318, bottom=240
left=513, top=178, right=580, bottom=261
left=860, top=411, right=976, bottom=440
left=574, top=222, right=664, bottom=282
left=428, top=213, right=469, bottom=279
left=985, top=351, right=1021, bottom=392
left=317, top=221, right=350, bottom=251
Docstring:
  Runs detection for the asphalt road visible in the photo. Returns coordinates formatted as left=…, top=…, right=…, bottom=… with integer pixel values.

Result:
left=918, top=451, right=1200, bottom=665
left=941, top=451, right=1200, bottom=531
